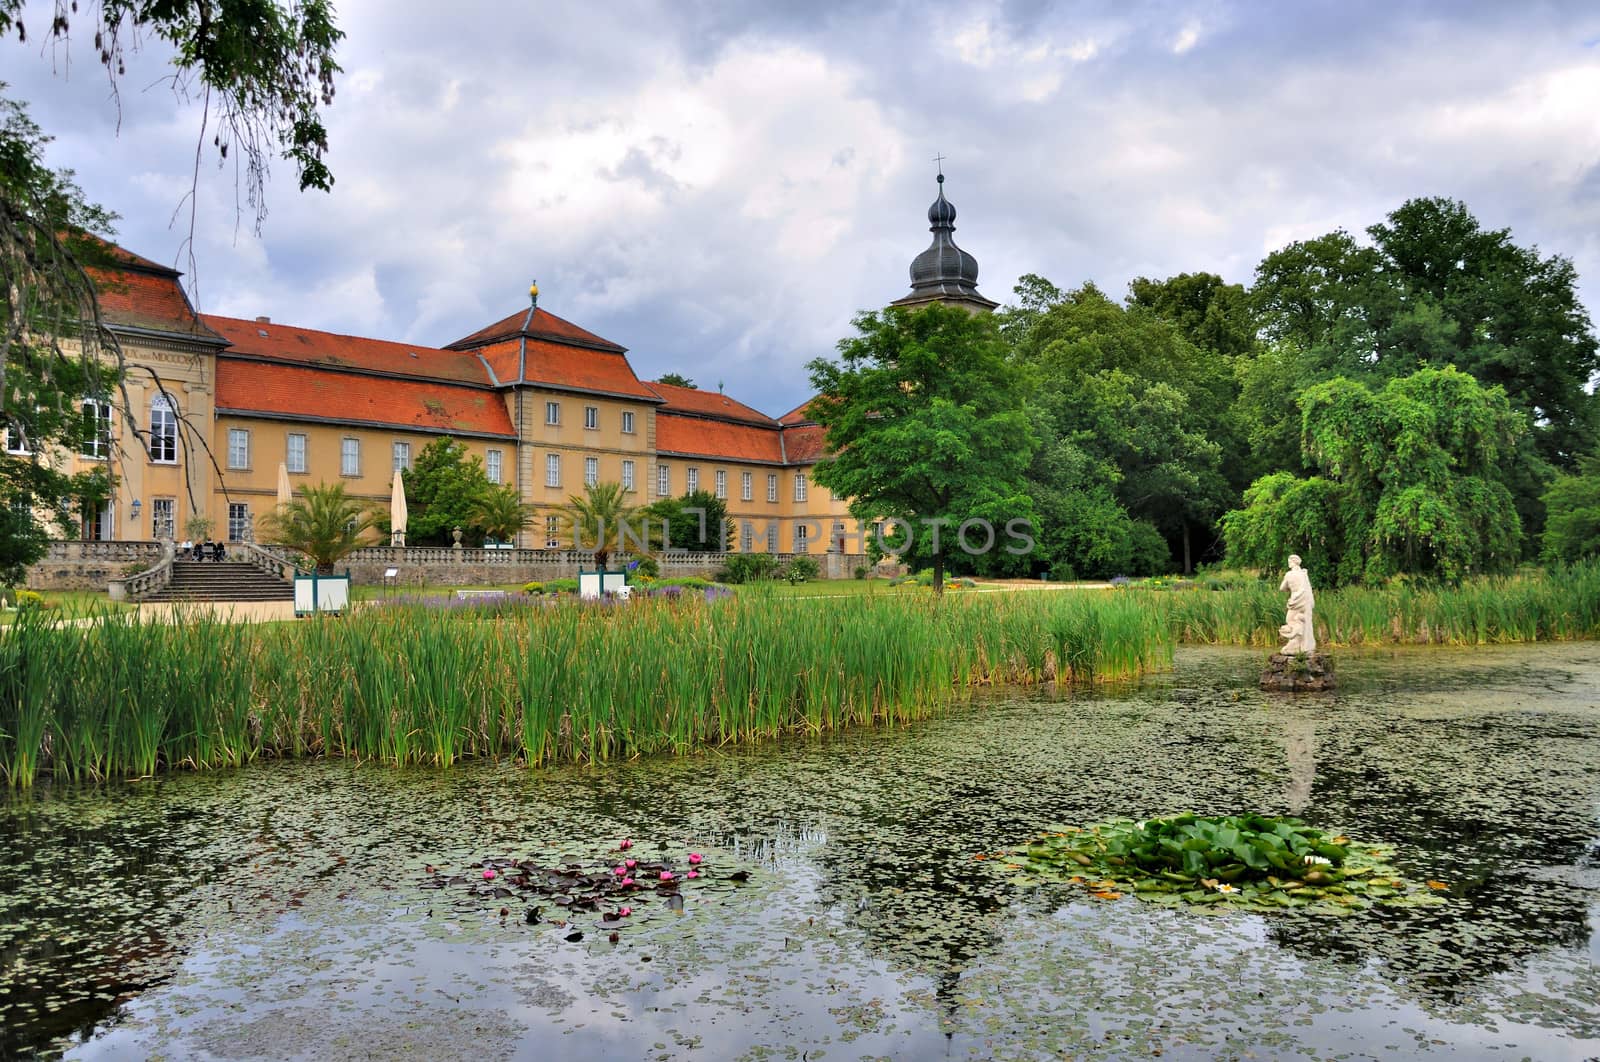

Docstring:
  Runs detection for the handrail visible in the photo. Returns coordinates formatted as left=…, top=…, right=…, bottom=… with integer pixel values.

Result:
left=107, top=539, right=176, bottom=601
left=235, top=540, right=308, bottom=580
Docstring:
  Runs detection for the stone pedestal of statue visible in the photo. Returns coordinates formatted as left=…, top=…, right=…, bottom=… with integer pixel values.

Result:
left=1260, top=651, right=1336, bottom=692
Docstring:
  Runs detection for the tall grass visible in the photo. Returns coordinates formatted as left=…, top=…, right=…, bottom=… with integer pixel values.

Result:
left=0, top=589, right=1171, bottom=788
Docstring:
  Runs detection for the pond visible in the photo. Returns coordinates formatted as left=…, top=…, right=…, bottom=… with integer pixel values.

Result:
left=3, top=644, right=1599, bottom=1059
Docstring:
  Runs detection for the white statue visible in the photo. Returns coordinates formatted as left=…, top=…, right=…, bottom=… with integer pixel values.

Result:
left=1277, top=554, right=1316, bottom=654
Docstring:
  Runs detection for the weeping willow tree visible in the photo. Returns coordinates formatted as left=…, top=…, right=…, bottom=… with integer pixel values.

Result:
left=1223, top=367, right=1524, bottom=586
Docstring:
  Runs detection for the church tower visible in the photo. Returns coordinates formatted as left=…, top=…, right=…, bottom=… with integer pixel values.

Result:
left=889, top=172, right=998, bottom=313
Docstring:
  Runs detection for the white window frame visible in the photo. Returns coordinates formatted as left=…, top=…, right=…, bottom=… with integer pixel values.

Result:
left=486, top=449, right=503, bottom=484
left=584, top=456, right=599, bottom=487
left=584, top=405, right=599, bottom=430
left=545, top=453, right=561, bottom=488
left=287, top=432, right=308, bottom=473
left=150, top=393, right=178, bottom=464
left=622, top=459, right=635, bottom=491
left=340, top=437, right=361, bottom=477
left=767, top=473, right=778, bottom=503
left=545, top=513, right=561, bottom=549
left=621, top=410, right=636, bottom=434
left=392, top=441, right=412, bottom=471
left=80, top=399, right=112, bottom=459
left=151, top=497, right=176, bottom=540
left=795, top=524, right=810, bottom=553
left=714, top=470, right=727, bottom=500
left=227, top=502, right=250, bottom=542
left=546, top=401, right=561, bottom=426
left=766, top=523, right=778, bottom=552
left=657, top=464, right=669, bottom=497
left=686, top=467, right=699, bottom=493
left=227, top=428, right=251, bottom=470
left=793, top=472, right=808, bottom=503
left=4, top=423, right=29, bottom=455
left=741, top=523, right=753, bottom=553
left=741, top=471, right=753, bottom=501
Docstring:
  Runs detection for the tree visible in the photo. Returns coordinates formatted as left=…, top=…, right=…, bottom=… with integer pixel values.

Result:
left=471, top=484, right=532, bottom=544
left=404, top=437, right=493, bottom=546
left=808, top=303, right=1037, bottom=593
left=1223, top=367, right=1524, bottom=586
left=567, top=480, right=656, bottom=569
left=1, top=2, right=341, bottom=571
left=655, top=373, right=696, bottom=389
left=643, top=489, right=733, bottom=551
left=258, top=481, right=378, bottom=573
left=1541, top=453, right=1600, bottom=563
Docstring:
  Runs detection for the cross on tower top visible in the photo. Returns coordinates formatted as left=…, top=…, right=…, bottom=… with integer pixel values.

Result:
left=932, top=152, right=947, bottom=179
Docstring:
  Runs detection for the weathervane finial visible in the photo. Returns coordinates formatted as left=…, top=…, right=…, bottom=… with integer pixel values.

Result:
left=933, top=152, right=947, bottom=183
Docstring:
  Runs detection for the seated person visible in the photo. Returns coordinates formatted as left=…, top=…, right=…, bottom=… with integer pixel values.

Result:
left=214, top=541, right=228, bottom=562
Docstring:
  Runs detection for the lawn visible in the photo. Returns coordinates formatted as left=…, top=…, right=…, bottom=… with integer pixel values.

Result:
left=1, top=590, right=134, bottom=626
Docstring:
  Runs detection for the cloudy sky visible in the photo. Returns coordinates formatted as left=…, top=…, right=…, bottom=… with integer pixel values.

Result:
left=9, top=1, right=1600, bottom=414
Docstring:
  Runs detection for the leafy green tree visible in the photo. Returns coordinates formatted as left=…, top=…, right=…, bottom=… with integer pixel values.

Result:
left=258, top=481, right=378, bottom=573
left=1127, top=272, right=1258, bottom=360
left=471, top=484, right=532, bottom=544
left=655, top=373, right=696, bottom=389
left=1541, top=453, right=1600, bottom=563
left=1223, top=367, right=1524, bottom=586
left=567, top=480, right=657, bottom=569
left=643, top=489, right=733, bottom=551
left=808, top=303, right=1038, bottom=593
left=404, top=437, right=493, bottom=546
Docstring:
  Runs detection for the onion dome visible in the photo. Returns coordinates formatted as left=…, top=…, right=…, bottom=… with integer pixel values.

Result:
left=892, top=173, right=997, bottom=312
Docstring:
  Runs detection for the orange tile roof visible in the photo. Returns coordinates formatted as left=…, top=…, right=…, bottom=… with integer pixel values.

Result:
left=204, top=315, right=491, bottom=385
left=781, top=423, right=829, bottom=464
left=779, top=397, right=819, bottom=425
left=216, top=359, right=515, bottom=437
left=448, top=306, right=626, bottom=353
left=656, top=413, right=785, bottom=464
left=646, top=381, right=778, bottom=425
left=88, top=263, right=226, bottom=343
left=521, top=338, right=660, bottom=400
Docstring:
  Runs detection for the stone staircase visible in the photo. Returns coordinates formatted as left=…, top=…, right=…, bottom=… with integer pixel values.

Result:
left=141, top=560, right=295, bottom=603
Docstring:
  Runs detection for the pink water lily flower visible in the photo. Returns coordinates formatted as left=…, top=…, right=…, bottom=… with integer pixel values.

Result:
left=688, top=853, right=704, bottom=865
left=619, top=839, right=633, bottom=851
left=660, top=870, right=674, bottom=882
left=482, top=868, right=497, bottom=881
left=625, top=858, right=637, bottom=869
left=686, top=870, right=700, bottom=880
left=620, top=877, right=634, bottom=887
left=618, top=906, right=632, bottom=917
left=614, top=865, right=627, bottom=876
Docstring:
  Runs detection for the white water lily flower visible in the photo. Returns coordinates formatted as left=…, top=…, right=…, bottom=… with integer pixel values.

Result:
left=1303, top=855, right=1332, bottom=866
left=1215, top=883, right=1238, bottom=894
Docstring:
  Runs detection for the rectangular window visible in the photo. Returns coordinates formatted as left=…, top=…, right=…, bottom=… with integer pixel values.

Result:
left=622, top=459, right=636, bottom=491
left=833, top=521, right=847, bottom=553
left=81, top=400, right=112, bottom=459
left=227, top=428, right=250, bottom=470
left=766, top=523, right=778, bottom=553
left=657, top=464, right=670, bottom=497
left=795, top=524, right=809, bottom=553
left=4, top=423, right=29, bottom=455
left=545, top=453, right=561, bottom=488
left=227, top=503, right=250, bottom=542
left=741, top=471, right=753, bottom=501
left=152, top=498, right=175, bottom=540
left=714, top=470, right=727, bottom=500
left=741, top=523, right=753, bottom=553
left=767, top=473, right=778, bottom=503
left=486, top=449, right=503, bottom=484
left=793, top=472, right=808, bottom=503
left=585, top=456, right=599, bottom=486
left=340, top=437, right=360, bottom=476
left=392, top=441, right=411, bottom=471
left=545, top=514, right=561, bottom=549
left=287, top=433, right=307, bottom=473
left=584, top=405, right=599, bottom=430
left=546, top=401, right=561, bottom=426
left=621, top=410, right=636, bottom=434
left=150, top=393, right=178, bottom=463
left=686, top=467, right=699, bottom=493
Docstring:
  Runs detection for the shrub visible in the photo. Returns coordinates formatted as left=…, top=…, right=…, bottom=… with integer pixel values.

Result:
left=546, top=578, right=580, bottom=595
left=853, top=565, right=869, bottom=580
left=718, top=553, right=779, bottom=585
left=522, top=581, right=545, bottom=595
left=656, top=577, right=712, bottom=591
left=14, top=589, right=48, bottom=610
left=915, top=569, right=935, bottom=587
left=785, top=556, right=820, bottom=584
left=630, top=555, right=661, bottom=579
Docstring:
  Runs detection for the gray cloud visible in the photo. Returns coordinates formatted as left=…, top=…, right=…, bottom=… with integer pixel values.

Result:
left=7, top=0, right=1600, bottom=413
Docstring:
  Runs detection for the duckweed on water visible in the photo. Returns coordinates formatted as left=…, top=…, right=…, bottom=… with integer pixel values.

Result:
left=1012, top=813, right=1450, bottom=915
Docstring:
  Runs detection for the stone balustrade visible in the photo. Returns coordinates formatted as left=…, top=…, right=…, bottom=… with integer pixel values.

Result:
left=27, top=540, right=166, bottom=591
left=106, top=540, right=176, bottom=601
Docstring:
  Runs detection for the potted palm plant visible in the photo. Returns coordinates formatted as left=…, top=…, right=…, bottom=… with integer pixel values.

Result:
left=257, top=482, right=379, bottom=614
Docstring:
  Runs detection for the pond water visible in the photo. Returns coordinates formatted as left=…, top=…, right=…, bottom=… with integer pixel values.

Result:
left=3, top=645, right=1600, bottom=1060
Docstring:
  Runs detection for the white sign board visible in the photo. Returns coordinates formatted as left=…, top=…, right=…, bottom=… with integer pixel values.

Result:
left=294, top=574, right=351, bottom=615
left=578, top=572, right=628, bottom=600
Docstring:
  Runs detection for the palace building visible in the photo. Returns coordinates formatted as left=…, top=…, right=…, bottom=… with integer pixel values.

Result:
left=44, top=175, right=992, bottom=555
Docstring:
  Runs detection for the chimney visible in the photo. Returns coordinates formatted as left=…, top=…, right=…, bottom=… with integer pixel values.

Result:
left=255, top=315, right=271, bottom=324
